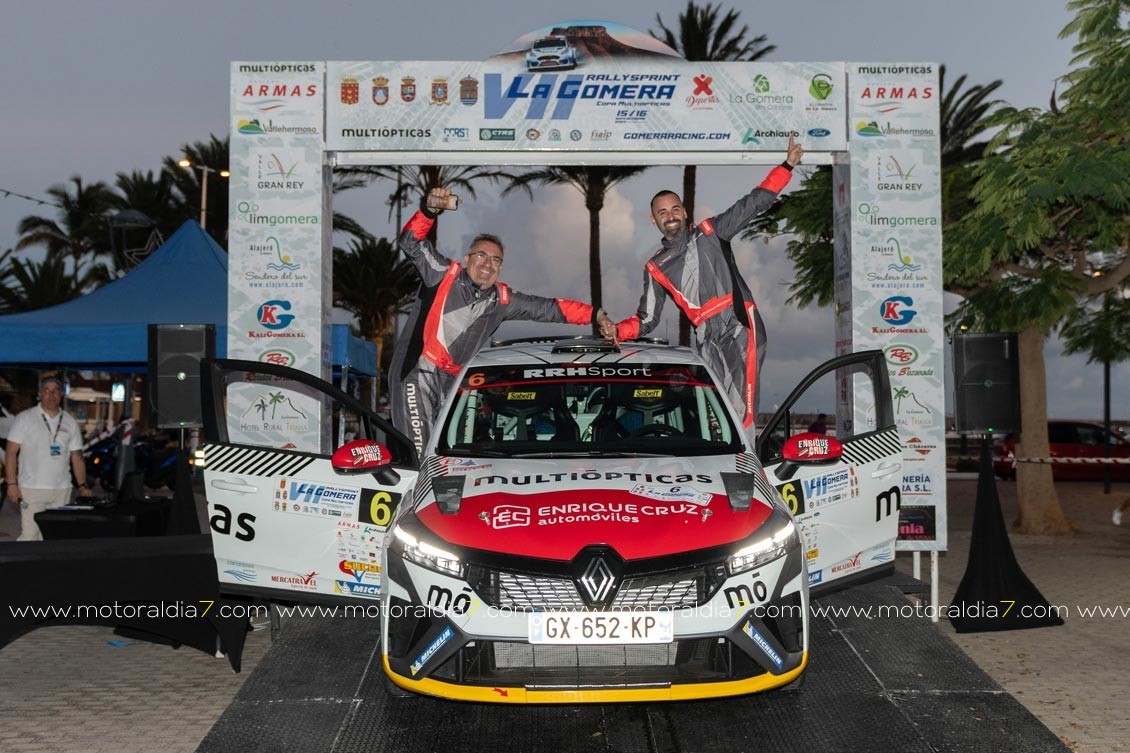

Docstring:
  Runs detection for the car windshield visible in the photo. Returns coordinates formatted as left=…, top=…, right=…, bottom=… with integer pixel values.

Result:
left=436, top=363, right=743, bottom=457
left=533, top=38, right=565, bottom=50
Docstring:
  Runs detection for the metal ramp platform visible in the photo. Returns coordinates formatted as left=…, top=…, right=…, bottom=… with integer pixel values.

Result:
left=197, top=577, right=1068, bottom=753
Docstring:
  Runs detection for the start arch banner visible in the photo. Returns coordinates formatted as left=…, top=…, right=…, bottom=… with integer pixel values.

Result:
left=227, top=49, right=946, bottom=553
left=325, top=61, right=847, bottom=153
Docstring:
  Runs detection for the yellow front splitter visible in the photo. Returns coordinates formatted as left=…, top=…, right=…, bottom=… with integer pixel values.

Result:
left=383, top=651, right=807, bottom=704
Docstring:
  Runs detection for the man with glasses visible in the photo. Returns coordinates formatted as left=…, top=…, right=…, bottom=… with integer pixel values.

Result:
left=389, top=186, right=613, bottom=455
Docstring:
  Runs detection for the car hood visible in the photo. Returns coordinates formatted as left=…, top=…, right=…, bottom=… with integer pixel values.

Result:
left=412, top=455, right=777, bottom=561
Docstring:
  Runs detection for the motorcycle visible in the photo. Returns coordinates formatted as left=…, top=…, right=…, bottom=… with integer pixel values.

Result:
left=84, top=431, right=179, bottom=493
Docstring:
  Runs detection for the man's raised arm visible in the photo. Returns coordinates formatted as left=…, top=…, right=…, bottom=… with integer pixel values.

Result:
left=711, top=134, right=805, bottom=240
left=398, top=187, right=459, bottom=286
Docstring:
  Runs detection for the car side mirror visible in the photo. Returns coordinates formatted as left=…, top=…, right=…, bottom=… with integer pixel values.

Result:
left=776, top=432, right=844, bottom=480
left=331, top=439, right=400, bottom=485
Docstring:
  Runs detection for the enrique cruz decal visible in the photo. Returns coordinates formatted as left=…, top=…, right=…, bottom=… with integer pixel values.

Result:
left=483, top=500, right=711, bottom=527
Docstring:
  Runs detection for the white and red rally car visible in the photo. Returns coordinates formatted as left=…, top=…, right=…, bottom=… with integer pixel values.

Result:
left=201, top=338, right=901, bottom=703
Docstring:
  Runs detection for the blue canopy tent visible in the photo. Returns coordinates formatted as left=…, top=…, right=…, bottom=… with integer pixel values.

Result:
left=0, top=220, right=377, bottom=378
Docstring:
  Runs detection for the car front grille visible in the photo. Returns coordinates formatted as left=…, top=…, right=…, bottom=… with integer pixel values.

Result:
left=465, top=564, right=724, bottom=612
left=496, top=571, right=584, bottom=610
left=493, top=643, right=679, bottom=668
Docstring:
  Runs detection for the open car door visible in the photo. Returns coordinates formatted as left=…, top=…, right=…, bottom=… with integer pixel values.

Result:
left=757, top=351, right=901, bottom=594
left=199, top=358, right=418, bottom=605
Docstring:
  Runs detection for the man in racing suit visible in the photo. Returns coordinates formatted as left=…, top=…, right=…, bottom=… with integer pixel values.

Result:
left=390, top=186, right=612, bottom=455
left=605, top=136, right=804, bottom=432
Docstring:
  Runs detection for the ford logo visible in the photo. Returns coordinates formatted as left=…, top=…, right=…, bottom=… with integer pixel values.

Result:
left=807, top=128, right=831, bottom=137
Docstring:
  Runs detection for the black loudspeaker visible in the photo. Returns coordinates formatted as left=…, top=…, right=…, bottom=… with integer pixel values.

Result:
left=954, top=333, right=1021, bottom=434
left=148, top=324, right=215, bottom=429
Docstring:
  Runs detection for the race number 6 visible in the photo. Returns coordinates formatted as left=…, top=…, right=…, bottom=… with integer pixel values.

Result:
left=778, top=482, right=801, bottom=515
left=368, top=491, right=394, bottom=527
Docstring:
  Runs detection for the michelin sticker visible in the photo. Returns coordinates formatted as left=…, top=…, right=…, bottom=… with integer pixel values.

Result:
left=410, top=626, right=454, bottom=676
left=742, top=622, right=783, bottom=669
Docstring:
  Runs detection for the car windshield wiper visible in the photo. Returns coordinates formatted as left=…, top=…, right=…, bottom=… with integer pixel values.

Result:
left=508, top=450, right=671, bottom=458
left=439, top=448, right=513, bottom=458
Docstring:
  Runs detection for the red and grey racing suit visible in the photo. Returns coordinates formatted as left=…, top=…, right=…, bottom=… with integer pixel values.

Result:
left=390, top=209, right=597, bottom=455
left=615, top=164, right=794, bottom=432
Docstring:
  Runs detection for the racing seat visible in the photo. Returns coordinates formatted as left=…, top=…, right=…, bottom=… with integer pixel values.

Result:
left=482, top=388, right=579, bottom=443
left=591, top=384, right=685, bottom=442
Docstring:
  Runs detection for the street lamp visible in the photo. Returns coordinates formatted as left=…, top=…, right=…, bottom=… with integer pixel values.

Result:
left=178, top=160, right=230, bottom=233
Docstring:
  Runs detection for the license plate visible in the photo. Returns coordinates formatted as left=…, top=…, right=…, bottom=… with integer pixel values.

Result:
left=528, top=611, right=673, bottom=644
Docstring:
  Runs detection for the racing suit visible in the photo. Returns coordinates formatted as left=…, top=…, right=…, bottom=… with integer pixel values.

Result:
left=615, top=164, right=794, bottom=431
left=390, top=209, right=598, bottom=455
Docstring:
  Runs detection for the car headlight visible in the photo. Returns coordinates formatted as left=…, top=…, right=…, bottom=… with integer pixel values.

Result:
left=393, top=524, right=463, bottom=578
left=727, top=510, right=799, bottom=575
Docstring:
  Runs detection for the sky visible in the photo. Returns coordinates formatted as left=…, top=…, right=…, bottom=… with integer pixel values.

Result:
left=1, top=0, right=1122, bottom=420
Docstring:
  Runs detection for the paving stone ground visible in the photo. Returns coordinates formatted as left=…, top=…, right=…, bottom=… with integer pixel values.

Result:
left=1, top=476, right=1128, bottom=753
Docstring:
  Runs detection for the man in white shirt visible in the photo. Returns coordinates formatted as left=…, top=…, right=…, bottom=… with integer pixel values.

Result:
left=4, top=376, right=92, bottom=541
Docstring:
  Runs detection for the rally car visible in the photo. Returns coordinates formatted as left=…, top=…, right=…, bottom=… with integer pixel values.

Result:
left=525, top=35, right=578, bottom=71
left=199, top=338, right=901, bottom=704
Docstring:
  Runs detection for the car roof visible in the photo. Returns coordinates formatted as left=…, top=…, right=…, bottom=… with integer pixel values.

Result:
left=468, top=337, right=705, bottom=368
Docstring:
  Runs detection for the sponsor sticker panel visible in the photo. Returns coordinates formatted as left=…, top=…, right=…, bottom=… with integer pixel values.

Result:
left=229, top=62, right=328, bottom=453
left=847, top=63, right=946, bottom=551
left=327, top=60, right=846, bottom=151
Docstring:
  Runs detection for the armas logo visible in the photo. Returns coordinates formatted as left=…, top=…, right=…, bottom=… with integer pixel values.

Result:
left=879, top=296, right=917, bottom=326
left=257, top=300, right=295, bottom=329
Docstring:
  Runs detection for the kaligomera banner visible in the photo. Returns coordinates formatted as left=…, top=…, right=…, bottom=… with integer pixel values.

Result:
left=845, top=63, right=946, bottom=552
left=326, top=59, right=847, bottom=153
left=228, top=62, right=331, bottom=453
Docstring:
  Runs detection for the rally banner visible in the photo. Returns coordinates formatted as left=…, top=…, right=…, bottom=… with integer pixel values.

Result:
left=846, top=64, right=946, bottom=552
left=228, top=62, right=330, bottom=453
left=326, top=60, right=847, bottom=153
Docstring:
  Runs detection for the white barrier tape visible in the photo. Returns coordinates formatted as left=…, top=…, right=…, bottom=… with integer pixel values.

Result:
left=1007, top=454, right=1130, bottom=466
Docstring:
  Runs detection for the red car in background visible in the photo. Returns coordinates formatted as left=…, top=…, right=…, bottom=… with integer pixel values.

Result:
left=994, top=420, right=1130, bottom=481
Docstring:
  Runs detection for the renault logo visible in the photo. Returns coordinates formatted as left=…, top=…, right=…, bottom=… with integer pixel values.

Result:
left=578, top=556, right=615, bottom=604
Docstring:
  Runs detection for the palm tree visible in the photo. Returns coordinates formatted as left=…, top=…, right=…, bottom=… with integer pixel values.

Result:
left=16, top=176, right=116, bottom=288
left=333, top=237, right=421, bottom=399
left=652, top=1, right=777, bottom=344
left=743, top=65, right=1003, bottom=308
left=161, top=135, right=230, bottom=245
left=113, top=170, right=180, bottom=236
left=504, top=166, right=649, bottom=317
left=387, top=166, right=515, bottom=243
left=0, top=249, right=97, bottom=313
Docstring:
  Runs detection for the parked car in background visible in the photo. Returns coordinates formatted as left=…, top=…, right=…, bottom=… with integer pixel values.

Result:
left=994, top=420, right=1130, bottom=481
